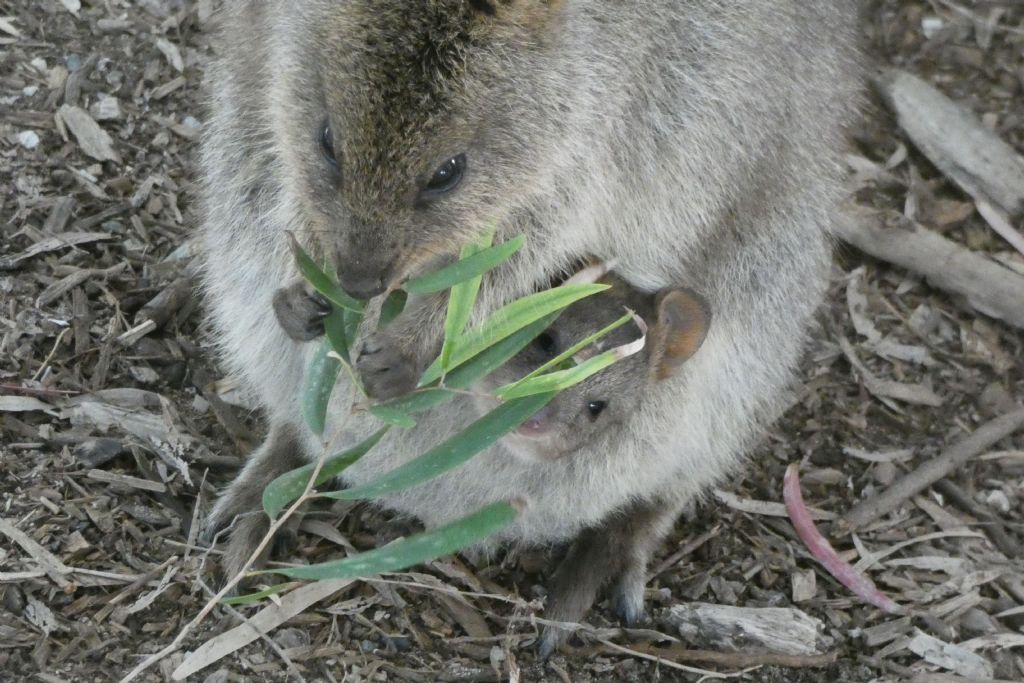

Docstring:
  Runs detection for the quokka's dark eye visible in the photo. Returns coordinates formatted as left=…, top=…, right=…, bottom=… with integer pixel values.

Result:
left=320, top=121, right=338, bottom=168
left=422, top=154, right=466, bottom=197
left=534, top=331, right=559, bottom=357
left=586, top=400, right=607, bottom=420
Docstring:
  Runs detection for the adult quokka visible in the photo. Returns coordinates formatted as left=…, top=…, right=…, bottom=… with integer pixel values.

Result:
left=197, top=0, right=863, bottom=654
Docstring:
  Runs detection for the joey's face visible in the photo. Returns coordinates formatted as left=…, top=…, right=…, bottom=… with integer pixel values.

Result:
left=477, top=286, right=655, bottom=462
left=283, top=0, right=571, bottom=300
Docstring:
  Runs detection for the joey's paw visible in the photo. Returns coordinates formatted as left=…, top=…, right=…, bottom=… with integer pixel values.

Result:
left=356, top=331, right=418, bottom=400
left=272, top=280, right=332, bottom=342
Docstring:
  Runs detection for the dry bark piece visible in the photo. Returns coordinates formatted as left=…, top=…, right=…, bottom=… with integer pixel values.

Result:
left=875, top=68, right=1024, bottom=218
left=840, top=337, right=943, bottom=408
left=0, top=396, right=55, bottom=413
left=73, top=438, right=129, bottom=467
left=841, top=408, right=1024, bottom=532
left=665, top=602, right=832, bottom=656
left=133, top=276, right=194, bottom=328
left=172, top=580, right=354, bottom=680
left=0, top=517, right=74, bottom=591
left=910, top=675, right=1017, bottom=683
left=36, top=262, right=129, bottom=307
left=588, top=640, right=838, bottom=673
left=86, top=469, right=167, bottom=493
left=56, top=104, right=121, bottom=162
left=714, top=488, right=837, bottom=520
left=906, top=630, right=994, bottom=680
left=43, top=196, right=76, bottom=233
left=0, top=232, right=114, bottom=271
left=836, top=207, right=1024, bottom=330
left=933, top=479, right=1019, bottom=559
left=860, top=616, right=913, bottom=647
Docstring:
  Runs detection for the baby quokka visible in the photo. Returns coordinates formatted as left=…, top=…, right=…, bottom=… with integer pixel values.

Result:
left=478, top=276, right=711, bottom=461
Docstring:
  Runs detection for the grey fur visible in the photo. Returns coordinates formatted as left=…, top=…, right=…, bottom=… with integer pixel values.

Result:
left=197, top=0, right=863, bottom=652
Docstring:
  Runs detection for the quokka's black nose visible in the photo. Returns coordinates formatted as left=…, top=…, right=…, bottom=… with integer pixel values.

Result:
left=337, top=272, right=387, bottom=300
left=334, top=255, right=395, bottom=299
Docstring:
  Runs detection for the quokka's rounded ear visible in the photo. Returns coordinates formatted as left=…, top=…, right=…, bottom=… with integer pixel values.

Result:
left=650, top=289, right=712, bottom=381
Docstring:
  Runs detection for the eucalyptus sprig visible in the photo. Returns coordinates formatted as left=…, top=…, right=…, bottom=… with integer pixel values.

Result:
left=236, top=232, right=634, bottom=601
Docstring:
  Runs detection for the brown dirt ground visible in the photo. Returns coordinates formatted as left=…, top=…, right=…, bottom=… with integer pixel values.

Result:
left=2, top=1, right=1023, bottom=681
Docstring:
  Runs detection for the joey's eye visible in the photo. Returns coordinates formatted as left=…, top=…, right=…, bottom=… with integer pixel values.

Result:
left=534, top=331, right=559, bottom=357
left=320, top=121, right=338, bottom=168
left=422, top=153, right=466, bottom=198
left=586, top=400, right=607, bottom=420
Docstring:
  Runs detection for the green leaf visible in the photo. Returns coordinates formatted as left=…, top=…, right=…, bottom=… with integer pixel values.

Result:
left=302, top=340, right=341, bottom=435
left=370, top=312, right=559, bottom=420
left=369, top=405, right=418, bottom=428
left=374, top=388, right=457, bottom=420
left=506, top=312, right=633, bottom=388
left=495, top=347, right=624, bottom=400
left=221, top=582, right=299, bottom=606
left=403, top=235, right=525, bottom=295
left=325, top=391, right=555, bottom=501
left=323, top=308, right=351, bottom=363
left=344, top=307, right=361, bottom=344
left=440, top=233, right=493, bottom=371
left=442, top=312, right=559, bottom=390
left=261, top=502, right=519, bottom=581
left=378, top=290, right=407, bottom=329
left=262, top=427, right=389, bottom=518
left=419, top=283, right=609, bottom=386
left=287, top=233, right=365, bottom=313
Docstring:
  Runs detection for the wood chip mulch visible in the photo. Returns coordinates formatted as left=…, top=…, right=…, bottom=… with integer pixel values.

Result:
left=1, top=1, right=1022, bottom=681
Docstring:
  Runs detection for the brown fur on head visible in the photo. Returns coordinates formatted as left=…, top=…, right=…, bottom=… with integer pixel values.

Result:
left=274, top=0, right=569, bottom=298
left=480, top=275, right=712, bottom=461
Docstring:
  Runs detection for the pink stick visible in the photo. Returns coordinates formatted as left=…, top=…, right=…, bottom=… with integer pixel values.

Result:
left=783, top=464, right=903, bottom=614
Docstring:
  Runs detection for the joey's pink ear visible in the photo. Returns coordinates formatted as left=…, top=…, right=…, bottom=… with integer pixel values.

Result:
left=650, top=289, right=712, bottom=381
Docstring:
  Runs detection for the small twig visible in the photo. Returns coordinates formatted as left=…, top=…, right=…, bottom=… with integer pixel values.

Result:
left=592, top=639, right=745, bottom=679
left=836, top=207, right=1024, bottom=329
left=196, top=577, right=307, bottom=683
left=364, top=575, right=526, bottom=606
left=0, top=516, right=74, bottom=591
left=120, top=428, right=342, bottom=682
left=933, top=0, right=1024, bottom=36
left=95, top=558, right=178, bottom=624
left=976, top=199, right=1024, bottom=259
left=839, top=408, right=1024, bottom=532
left=0, top=384, right=80, bottom=398
left=185, top=471, right=208, bottom=562
left=852, top=529, right=985, bottom=573
left=31, top=327, right=70, bottom=382
left=650, top=525, right=722, bottom=578
left=583, top=641, right=839, bottom=670
left=932, top=479, right=1020, bottom=559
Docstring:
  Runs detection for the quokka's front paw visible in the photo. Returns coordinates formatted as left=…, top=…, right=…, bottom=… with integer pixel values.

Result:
left=356, top=330, right=419, bottom=400
left=272, top=279, right=332, bottom=341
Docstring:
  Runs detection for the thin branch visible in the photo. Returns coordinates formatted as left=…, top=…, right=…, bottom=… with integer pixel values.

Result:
left=120, top=428, right=342, bottom=682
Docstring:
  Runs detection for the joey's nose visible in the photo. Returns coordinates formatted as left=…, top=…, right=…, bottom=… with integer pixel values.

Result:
left=517, top=407, right=553, bottom=438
